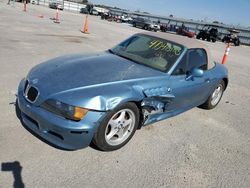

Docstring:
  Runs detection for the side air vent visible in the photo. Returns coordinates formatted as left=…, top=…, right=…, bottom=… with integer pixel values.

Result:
left=25, top=84, right=39, bottom=103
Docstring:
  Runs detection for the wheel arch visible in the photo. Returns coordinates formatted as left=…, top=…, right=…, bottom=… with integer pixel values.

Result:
left=130, top=100, right=144, bottom=129
left=223, top=77, right=228, bottom=90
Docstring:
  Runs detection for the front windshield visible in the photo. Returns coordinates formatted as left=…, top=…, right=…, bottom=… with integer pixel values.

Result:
left=111, top=34, right=184, bottom=72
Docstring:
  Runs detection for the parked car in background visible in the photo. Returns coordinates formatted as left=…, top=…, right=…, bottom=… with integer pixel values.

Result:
left=80, top=7, right=89, bottom=14
left=100, top=12, right=110, bottom=20
left=160, top=23, right=169, bottom=32
left=176, top=28, right=195, bottom=38
left=91, top=9, right=99, bottom=16
left=222, top=29, right=240, bottom=46
left=84, top=4, right=101, bottom=16
left=160, top=23, right=182, bottom=33
left=176, top=24, right=195, bottom=38
left=196, top=24, right=220, bottom=42
left=121, top=15, right=133, bottom=23
left=132, top=17, right=160, bottom=32
left=149, top=22, right=160, bottom=32
left=17, top=32, right=228, bottom=151
left=49, top=1, right=63, bottom=10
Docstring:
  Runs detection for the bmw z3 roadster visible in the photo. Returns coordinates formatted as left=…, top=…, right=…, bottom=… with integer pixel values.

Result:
left=17, top=32, right=228, bottom=151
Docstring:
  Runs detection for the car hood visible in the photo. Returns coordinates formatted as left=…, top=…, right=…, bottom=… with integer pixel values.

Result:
left=27, top=52, right=164, bottom=99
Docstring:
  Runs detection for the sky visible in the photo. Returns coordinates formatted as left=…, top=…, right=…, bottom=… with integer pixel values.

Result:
left=91, top=0, right=250, bottom=27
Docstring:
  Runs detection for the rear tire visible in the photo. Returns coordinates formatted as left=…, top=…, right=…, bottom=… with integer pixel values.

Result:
left=234, top=39, right=240, bottom=46
left=196, top=34, right=201, bottom=39
left=93, top=102, right=139, bottom=151
left=199, top=81, right=225, bottom=110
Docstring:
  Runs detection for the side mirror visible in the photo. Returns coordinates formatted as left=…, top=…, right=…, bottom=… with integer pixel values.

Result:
left=192, top=67, right=204, bottom=77
left=186, top=68, right=204, bottom=81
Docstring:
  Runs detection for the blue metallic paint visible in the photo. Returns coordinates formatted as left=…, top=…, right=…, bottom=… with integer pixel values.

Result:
left=17, top=39, right=228, bottom=150
left=18, top=79, right=105, bottom=149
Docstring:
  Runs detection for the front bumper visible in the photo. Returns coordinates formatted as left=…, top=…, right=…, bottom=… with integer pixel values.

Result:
left=17, top=79, right=105, bottom=150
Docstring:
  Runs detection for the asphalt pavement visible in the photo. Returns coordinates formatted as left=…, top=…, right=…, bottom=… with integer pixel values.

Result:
left=0, top=1, right=250, bottom=188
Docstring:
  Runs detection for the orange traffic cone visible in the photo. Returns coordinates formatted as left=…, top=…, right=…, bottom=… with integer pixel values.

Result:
left=23, top=0, right=27, bottom=12
left=53, top=8, right=60, bottom=23
left=81, top=15, right=89, bottom=34
left=221, top=43, right=231, bottom=64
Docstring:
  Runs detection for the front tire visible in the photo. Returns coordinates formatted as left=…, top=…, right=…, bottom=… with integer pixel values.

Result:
left=93, top=102, right=139, bottom=151
left=234, top=39, right=240, bottom=46
left=199, top=81, right=225, bottom=109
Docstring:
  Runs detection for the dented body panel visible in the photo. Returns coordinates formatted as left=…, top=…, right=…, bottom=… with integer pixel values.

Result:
left=17, top=33, right=228, bottom=150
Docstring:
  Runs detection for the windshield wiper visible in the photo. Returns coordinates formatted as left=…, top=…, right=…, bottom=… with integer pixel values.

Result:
left=116, top=53, right=135, bottom=62
left=108, top=49, right=132, bottom=61
left=108, top=49, right=115, bottom=54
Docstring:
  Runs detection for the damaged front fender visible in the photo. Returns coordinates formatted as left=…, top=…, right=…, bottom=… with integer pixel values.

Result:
left=141, top=87, right=175, bottom=124
left=50, top=83, right=145, bottom=111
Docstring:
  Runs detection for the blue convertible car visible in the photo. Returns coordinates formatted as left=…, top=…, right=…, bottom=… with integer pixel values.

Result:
left=17, top=32, right=228, bottom=151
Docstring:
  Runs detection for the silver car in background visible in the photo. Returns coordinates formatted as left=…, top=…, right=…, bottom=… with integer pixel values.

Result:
left=49, top=0, right=64, bottom=10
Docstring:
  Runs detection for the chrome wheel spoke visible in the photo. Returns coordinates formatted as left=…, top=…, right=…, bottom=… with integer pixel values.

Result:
left=106, top=128, right=118, bottom=140
left=104, top=108, right=136, bottom=146
left=123, top=118, right=132, bottom=128
left=109, top=119, right=118, bottom=129
left=117, top=129, right=124, bottom=139
left=211, top=85, right=223, bottom=106
left=212, top=92, right=216, bottom=99
left=118, top=111, right=126, bottom=121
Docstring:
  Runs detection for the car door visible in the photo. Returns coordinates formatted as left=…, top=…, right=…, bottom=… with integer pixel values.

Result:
left=166, top=48, right=213, bottom=112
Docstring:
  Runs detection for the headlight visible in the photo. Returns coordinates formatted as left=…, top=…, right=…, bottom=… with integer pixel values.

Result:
left=41, top=99, right=88, bottom=121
